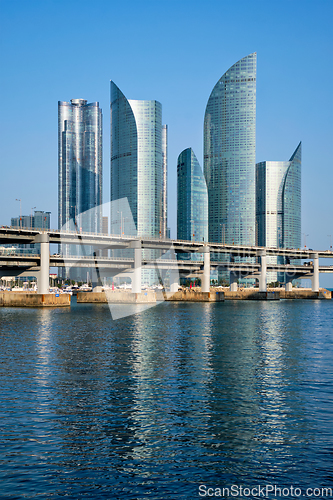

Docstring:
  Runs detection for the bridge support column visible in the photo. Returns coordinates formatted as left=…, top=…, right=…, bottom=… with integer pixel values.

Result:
left=229, top=254, right=238, bottom=291
left=311, top=253, right=319, bottom=292
left=131, top=240, right=142, bottom=294
left=230, top=273, right=238, bottom=292
left=35, top=234, right=50, bottom=294
left=202, top=246, right=210, bottom=293
left=170, top=269, right=179, bottom=293
left=285, top=280, right=292, bottom=292
left=258, top=249, right=267, bottom=292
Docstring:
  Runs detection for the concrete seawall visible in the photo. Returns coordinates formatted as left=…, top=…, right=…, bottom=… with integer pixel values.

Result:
left=2, top=288, right=330, bottom=307
left=224, top=290, right=280, bottom=300
left=0, top=292, right=71, bottom=307
left=77, top=290, right=157, bottom=304
left=77, top=288, right=332, bottom=304
left=77, top=290, right=225, bottom=303
left=221, top=288, right=331, bottom=300
left=279, top=288, right=331, bottom=299
left=158, top=291, right=225, bottom=302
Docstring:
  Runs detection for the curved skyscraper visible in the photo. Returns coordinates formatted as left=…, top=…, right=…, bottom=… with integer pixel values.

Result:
left=110, top=82, right=166, bottom=239
left=204, top=53, right=257, bottom=246
left=256, top=142, right=301, bottom=283
left=177, top=148, right=208, bottom=253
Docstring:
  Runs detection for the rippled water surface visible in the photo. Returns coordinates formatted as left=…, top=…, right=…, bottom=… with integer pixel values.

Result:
left=1, top=299, right=333, bottom=499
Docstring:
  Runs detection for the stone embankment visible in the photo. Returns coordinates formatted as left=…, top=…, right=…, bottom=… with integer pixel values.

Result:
left=77, top=288, right=332, bottom=303
left=78, top=290, right=157, bottom=304
left=77, top=290, right=224, bottom=303
left=221, top=288, right=331, bottom=300
left=158, top=290, right=224, bottom=302
left=0, top=291, right=71, bottom=307
left=1, top=288, right=331, bottom=307
left=280, top=288, right=331, bottom=299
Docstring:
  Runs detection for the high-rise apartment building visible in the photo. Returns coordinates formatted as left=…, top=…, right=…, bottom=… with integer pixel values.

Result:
left=11, top=210, right=50, bottom=230
left=110, top=82, right=166, bottom=239
left=177, top=148, right=208, bottom=259
left=204, top=53, right=257, bottom=246
left=11, top=210, right=51, bottom=254
left=58, top=99, right=102, bottom=234
left=34, top=211, right=51, bottom=230
left=256, top=143, right=301, bottom=283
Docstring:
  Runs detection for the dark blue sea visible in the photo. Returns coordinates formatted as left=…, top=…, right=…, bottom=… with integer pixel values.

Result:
left=1, top=298, right=333, bottom=499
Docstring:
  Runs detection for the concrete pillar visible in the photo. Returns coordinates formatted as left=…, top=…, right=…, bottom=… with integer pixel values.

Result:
left=258, top=249, right=267, bottom=292
left=35, top=234, right=50, bottom=294
left=285, top=281, right=292, bottom=292
left=229, top=254, right=237, bottom=291
left=311, top=253, right=319, bottom=292
left=130, top=240, right=142, bottom=294
left=169, top=269, right=179, bottom=293
left=201, top=246, right=210, bottom=293
left=230, top=273, right=238, bottom=292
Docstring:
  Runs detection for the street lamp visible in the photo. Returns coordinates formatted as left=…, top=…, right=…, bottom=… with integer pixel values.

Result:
left=16, top=198, right=22, bottom=229
left=117, top=210, right=123, bottom=236
left=302, top=233, right=309, bottom=248
left=31, top=207, right=36, bottom=229
left=328, top=234, right=332, bottom=250
left=220, top=223, right=225, bottom=245
left=123, top=216, right=130, bottom=236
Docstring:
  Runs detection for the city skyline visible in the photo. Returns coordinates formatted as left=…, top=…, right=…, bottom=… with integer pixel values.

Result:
left=1, top=0, right=332, bottom=287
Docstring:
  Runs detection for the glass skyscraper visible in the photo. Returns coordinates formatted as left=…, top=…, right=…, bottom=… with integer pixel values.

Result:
left=256, top=142, right=301, bottom=283
left=58, top=99, right=103, bottom=234
left=162, top=124, right=168, bottom=239
left=110, top=82, right=166, bottom=239
left=204, top=53, right=257, bottom=247
left=177, top=148, right=208, bottom=260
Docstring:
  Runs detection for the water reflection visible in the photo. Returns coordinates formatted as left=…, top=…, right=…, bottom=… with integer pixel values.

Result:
left=35, top=309, right=53, bottom=386
left=1, top=300, right=332, bottom=498
left=126, top=303, right=214, bottom=467
left=201, top=302, right=314, bottom=483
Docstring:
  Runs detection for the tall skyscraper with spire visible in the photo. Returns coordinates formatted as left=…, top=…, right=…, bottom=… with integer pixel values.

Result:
left=204, top=53, right=257, bottom=247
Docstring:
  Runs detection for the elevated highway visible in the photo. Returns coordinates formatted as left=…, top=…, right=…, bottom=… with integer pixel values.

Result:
left=1, top=226, right=333, bottom=293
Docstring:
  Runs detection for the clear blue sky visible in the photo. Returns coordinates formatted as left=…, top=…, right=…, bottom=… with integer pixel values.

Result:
left=1, top=0, right=332, bottom=285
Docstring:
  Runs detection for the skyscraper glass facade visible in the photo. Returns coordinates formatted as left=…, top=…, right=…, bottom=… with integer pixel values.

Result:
left=58, top=99, right=103, bottom=234
left=177, top=148, right=208, bottom=260
left=256, top=142, right=301, bottom=283
left=162, top=125, right=168, bottom=239
left=204, top=53, right=256, bottom=247
left=110, top=82, right=166, bottom=239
